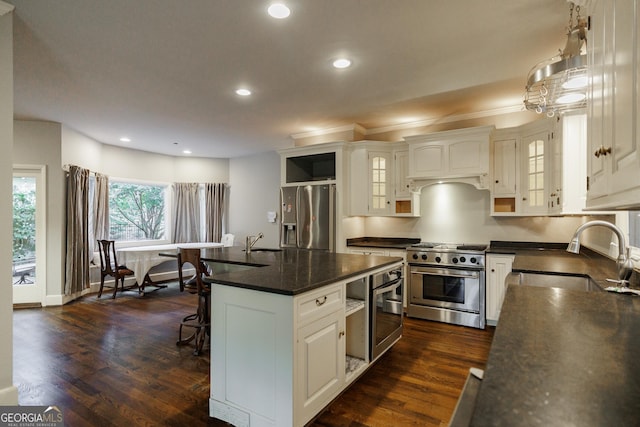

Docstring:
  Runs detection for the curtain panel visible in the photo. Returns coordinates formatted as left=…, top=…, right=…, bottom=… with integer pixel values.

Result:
left=64, top=165, right=91, bottom=295
left=205, top=183, right=227, bottom=242
left=172, top=182, right=201, bottom=243
left=92, top=173, right=109, bottom=251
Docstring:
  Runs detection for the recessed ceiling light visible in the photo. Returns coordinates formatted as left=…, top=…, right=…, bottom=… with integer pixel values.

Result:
left=268, top=3, right=290, bottom=19
left=332, top=58, right=351, bottom=69
left=183, top=150, right=192, bottom=155
left=119, top=137, right=131, bottom=142
left=236, top=88, right=252, bottom=96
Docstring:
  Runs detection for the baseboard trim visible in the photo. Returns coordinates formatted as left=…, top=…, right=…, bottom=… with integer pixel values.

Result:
left=0, top=384, right=19, bottom=405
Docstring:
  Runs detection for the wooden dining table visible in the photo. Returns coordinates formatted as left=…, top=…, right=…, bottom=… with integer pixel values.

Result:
left=117, top=242, right=224, bottom=293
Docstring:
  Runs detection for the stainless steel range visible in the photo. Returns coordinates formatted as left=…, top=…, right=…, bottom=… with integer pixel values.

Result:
left=406, top=243, right=487, bottom=329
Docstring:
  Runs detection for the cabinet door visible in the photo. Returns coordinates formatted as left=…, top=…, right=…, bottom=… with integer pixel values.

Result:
left=411, top=144, right=446, bottom=176
left=296, top=311, right=345, bottom=424
left=368, top=151, right=393, bottom=215
left=394, top=149, right=411, bottom=198
left=587, top=0, right=640, bottom=207
left=520, top=129, right=549, bottom=215
left=492, top=138, right=518, bottom=195
left=486, top=255, right=514, bottom=325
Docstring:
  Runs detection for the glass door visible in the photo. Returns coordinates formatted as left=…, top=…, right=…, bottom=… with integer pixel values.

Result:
left=13, top=167, right=46, bottom=305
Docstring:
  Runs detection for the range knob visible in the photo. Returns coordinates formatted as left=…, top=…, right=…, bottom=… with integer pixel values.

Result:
left=452, top=257, right=459, bottom=264
left=470, top=257, right=477, bottom=264
left=421, top=254, right=428, bottom=260
left=412, top=253, right=419, bottom=260
left=460, top=256, right=466, bottom=263
left=435, top=256, right=442, bottom=263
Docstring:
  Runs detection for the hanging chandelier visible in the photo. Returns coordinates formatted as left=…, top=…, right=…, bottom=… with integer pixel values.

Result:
left=524, top=2, right=588, bottom=117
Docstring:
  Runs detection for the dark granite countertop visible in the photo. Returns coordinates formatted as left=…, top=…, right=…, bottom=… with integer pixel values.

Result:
left=346, top=237, right=420, bottom=249
left=488, top=241, right=636, bottom=289
left=471, top=285, right=640, bottom=426
left=198, top=247, right=402, bottom=295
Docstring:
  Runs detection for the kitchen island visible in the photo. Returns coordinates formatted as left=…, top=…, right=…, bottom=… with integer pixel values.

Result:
left=470, top=285, right=640, bottom=426
left=199, top=247, right=403, bottom=427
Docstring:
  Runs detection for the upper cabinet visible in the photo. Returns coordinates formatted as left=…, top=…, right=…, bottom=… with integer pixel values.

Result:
left=586, top=0, right=640, bottom=209
left=280, top=143, right=346, bottom=186
left=490, top=118, right=563, bottom=216
left=348, top=141, right=419, bottom=217
left=404, top=126, right=494, bottom=188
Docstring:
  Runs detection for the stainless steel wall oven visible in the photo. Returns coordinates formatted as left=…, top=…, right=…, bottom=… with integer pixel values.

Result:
left=407, top=243, right=486, bottom=329
left=369, top=266, right=403, bottom=360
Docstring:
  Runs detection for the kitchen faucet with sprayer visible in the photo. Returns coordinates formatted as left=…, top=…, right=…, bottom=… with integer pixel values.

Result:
left=566, top=220, right=634, bottom=283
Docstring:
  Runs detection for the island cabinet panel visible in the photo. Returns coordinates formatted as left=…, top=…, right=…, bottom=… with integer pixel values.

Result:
left=210, top=285, right=294, bottom=427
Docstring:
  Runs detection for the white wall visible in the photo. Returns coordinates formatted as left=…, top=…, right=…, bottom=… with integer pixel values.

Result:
left=228, top=151, right=281, bottom=248
left=62, top=126, right=229, bottom=183
left=13, top=121, right=66, bottom=301
left=0, top=5, right=18, bottom=405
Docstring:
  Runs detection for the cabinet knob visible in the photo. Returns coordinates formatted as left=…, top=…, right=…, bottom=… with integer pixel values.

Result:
left=315, top=296, right=327, bottom=306
left=491, top=269, right=495, bottom=273
left=339, top=331, right=345, bottom=338
left=495, top=180, right=499, bottom=184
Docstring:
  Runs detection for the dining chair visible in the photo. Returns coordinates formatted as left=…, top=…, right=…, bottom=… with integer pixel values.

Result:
left=176, top=247, right=211, bottom=355
left=97, top=239, right=136, bottom=299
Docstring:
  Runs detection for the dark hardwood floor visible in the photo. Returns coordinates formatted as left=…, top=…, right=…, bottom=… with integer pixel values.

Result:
left=13, top=283, right=494, bottom=426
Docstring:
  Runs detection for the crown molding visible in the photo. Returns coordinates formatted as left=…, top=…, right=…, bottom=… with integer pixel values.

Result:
left=364, top=104, right=524, bottom=135
left=0, top=1, right=15, bottom=16
left=290, top=123, right=366, bottom=140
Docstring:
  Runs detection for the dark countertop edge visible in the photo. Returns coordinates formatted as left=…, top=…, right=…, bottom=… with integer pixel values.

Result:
left=487, top=240, right=569, bottom=253
left=204, top=254, right=404, bottom=296
left=346, top=237, right=420, bottom=249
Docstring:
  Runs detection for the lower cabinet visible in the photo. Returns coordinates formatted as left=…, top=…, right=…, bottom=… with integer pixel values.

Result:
left=486, top=254, right=514, bottom=326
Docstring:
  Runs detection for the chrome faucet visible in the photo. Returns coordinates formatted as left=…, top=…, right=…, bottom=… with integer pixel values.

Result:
left=566, top=220, right=634, bottom=282
left=245, top=232, right=264, bottom=254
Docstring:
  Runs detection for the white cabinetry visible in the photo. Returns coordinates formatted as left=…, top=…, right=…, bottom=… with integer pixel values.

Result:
left=210, top=263, right=403, bottom=427
left=586, top=0, right=640, bottom=209
left=393, top=146, right=421, bottom=216
left=349, top=142, right=419, bottom=217
left=491, top=129, right=519, bottom=215
left=486, top=254, right=514, bottom=326
left=490, top=118, right=562, bottom=216
left=404, top=126, right=494, bottom=187
left=520, top=119, right=562, bottom=215
left=295, top=285, right=345, bottom=423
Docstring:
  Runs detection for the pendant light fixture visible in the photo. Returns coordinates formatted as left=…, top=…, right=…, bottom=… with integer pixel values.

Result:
left=523, top=2, right=588, bottom=117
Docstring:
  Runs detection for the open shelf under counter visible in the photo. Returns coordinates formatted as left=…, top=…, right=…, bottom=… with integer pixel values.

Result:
left=346, top=298, right=365, bottom=316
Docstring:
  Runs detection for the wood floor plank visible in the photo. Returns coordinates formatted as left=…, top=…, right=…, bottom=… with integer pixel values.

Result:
left=13, top=282, right=493, bottom=426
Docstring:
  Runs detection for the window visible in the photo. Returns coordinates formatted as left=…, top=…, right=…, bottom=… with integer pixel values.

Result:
left=629, top=211, right=640, bottom=249
left=108, top=181, right=168, bottom=242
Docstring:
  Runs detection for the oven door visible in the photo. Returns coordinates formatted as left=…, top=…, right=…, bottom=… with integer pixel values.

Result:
left=409, top=265, right=481, bottom=313
left=370, top=275, right=403, bottom=361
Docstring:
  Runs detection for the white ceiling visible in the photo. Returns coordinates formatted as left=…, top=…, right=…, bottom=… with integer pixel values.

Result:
left=9, top=0, right=573, bottom=158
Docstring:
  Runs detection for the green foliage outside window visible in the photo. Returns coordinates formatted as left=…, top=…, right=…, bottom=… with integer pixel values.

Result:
left=13, top=188, right=36, bottom=259
left=109, top=182, right=166, bottom=241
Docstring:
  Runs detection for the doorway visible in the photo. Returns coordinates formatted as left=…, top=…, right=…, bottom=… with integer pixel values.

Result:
left=12, top=166, right=46, bottom=306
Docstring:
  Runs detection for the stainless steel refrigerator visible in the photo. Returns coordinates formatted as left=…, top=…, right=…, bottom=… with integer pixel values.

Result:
left=280, top=184, right=336, bottom=251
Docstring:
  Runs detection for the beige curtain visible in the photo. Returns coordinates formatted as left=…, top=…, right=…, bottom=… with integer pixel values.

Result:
left=92, top=173, right=109, bottom=250
left=172, top=182, right=200, bottom=243
left=64, top=165, right=90, bottom=295
left=205, top=183, right=227, bottom=242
